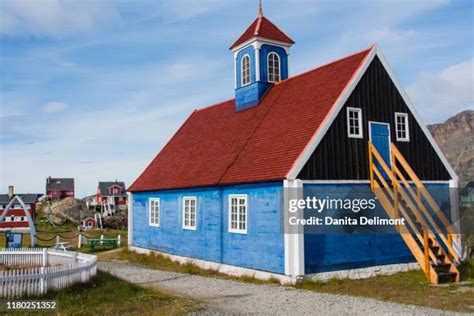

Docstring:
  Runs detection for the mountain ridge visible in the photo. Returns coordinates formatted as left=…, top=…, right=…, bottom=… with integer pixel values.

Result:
left=427, top=110, right=473, bottom=187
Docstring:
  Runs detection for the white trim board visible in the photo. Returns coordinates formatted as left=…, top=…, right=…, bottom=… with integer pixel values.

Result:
left=231, top=37, right=293, bottom=54
left=286, top=45, right=457, bottom=181
left=127, top=192, right=133, bottom=245
left=300, top=180, right=370, bottom=184
left=300, top=180, right=450, bottom=184
left=283, top=179, right=305, bottom=277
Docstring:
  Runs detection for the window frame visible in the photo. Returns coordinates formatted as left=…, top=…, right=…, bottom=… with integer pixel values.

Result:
left=148, top=198, right=160, bottom=227
left=267, top=52, right=281, bottom=83
left=228, top=194, right=248, bottom=234
left=241, top=54, right=251, bottom=86
left=347, top=107, right=363, bottom=139
left=395, top=112, right=410, bottom=142
left=182, top=196, right=197, bottom=230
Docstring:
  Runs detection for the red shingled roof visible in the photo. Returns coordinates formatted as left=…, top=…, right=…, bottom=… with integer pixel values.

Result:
left=230, top=15, right=294, bottom=50
left=128, top=47, right=372, bottom=192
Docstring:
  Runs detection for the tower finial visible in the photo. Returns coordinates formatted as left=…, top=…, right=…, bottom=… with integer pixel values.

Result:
left=258, top=0, right=263, bottom=16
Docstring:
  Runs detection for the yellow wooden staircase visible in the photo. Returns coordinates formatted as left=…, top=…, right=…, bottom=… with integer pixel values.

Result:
left=368, top=142, right=460, bottom=284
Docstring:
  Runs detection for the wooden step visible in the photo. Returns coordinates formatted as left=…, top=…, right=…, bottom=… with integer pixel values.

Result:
left=429, top=246, right=440, bottom=254
left=433, top=263, right=451, bottom=274
left=437, top=272, right=457, bottom=284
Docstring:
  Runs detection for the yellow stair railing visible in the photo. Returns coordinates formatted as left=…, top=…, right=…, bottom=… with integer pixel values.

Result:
left=368, top=141, right=460, bottom=284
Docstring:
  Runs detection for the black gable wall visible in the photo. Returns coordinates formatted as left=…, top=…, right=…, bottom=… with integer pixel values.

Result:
left=298, top=56, right=451, bottom=181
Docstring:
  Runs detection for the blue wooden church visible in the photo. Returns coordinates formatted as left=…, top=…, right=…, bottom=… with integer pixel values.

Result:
left=128, top=6, right=461, bottom=284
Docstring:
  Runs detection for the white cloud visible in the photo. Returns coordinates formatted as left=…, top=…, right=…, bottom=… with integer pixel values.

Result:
left=41, top=102, right=69, bottom=113
left=0, top=0, right=122, bottom=37
left=407, top=59, right=474, bottom=123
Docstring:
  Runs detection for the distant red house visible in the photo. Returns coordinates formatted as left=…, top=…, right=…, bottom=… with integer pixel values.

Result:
left=81, top=217, right=96, bottom=230
left=46, top=177, right=74, bottom=200
left=0, top=186, right=42, bottom=229
left=97, top=181, right=127, bottom=212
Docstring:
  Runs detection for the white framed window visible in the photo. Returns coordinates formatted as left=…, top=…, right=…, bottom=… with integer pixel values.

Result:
left=228, top=194, right=247, bottom=234
left=241, top=54, right=251, bottom=86
left=395, top=112, right=410, bottom=142
left=113, top=188, right=119, bottom=194
left=149, top=198, right=160, bottom=227
left=182, top=197, right=197, bottom=230
left=267, top=52, right=280, bottom=82
left=347, top=107, right=363, bottom=138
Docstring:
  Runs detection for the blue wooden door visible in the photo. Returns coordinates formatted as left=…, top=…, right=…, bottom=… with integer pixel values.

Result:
left=370, top=123, right=391, bottom=178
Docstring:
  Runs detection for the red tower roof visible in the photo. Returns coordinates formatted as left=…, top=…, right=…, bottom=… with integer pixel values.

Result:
left=230, top=14, right=294, bottom=50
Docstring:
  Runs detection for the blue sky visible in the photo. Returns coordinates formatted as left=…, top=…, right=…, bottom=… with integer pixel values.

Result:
left=0, top=0, right=473, bottom=197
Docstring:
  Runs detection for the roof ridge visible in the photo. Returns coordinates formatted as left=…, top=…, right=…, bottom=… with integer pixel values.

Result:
left=254, top=15, right=263, bottom=35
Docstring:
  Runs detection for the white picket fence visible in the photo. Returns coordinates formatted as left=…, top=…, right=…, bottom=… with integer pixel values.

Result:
left=0, top=248, right=97, bottom=298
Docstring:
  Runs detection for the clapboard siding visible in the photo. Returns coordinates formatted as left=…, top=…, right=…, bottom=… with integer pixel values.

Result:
left=132, top=182, right=285, bottom=274
left=298, top=56, right=450, bottom=181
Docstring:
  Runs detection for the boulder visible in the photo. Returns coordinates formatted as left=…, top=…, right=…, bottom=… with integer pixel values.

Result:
left=44, top=197, right=92, bottom=225
left=103, top=209, right=128, bottom=229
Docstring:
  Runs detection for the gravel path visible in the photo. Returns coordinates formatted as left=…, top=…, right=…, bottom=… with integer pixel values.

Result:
left=98, top=261, right=463, bottom=315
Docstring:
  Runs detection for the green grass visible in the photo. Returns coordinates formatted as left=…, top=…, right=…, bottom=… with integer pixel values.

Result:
left=459, top=259, right=474, bottom=280
left=100, top=248, right=279, bottom=285
left=31, top=271, right=201, bottom=315
left=295, top=267, right=474, bottom=313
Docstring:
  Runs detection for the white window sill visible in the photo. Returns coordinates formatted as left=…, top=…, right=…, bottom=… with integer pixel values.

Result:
left=228, top=229, right=247, bottom=234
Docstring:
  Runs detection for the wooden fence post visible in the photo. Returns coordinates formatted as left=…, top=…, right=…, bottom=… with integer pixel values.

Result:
left=42, top=248, right=48, bottom=267
left=56, top=235, right=60, bottom=245
left=100, top=234, right=104, bottom=245
left=117, top=234, right=121, bottom=246
left=78, top=234, right=82, bottom=249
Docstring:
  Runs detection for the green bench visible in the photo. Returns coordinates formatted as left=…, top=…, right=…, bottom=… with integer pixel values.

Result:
left=88, top=238, right=119, bottom=250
